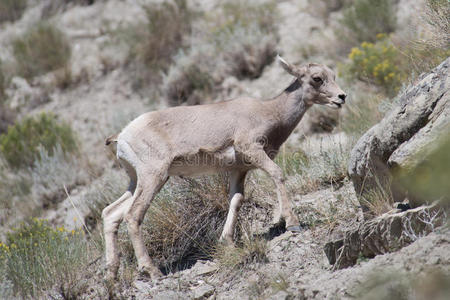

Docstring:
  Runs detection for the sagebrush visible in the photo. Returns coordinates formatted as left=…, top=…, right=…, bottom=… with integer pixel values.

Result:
left=0, top=219, right=90, bottom=298
left=343, top=36, right=407, bottom=96
left=0, top=113, right=77, bottom=168
left=0, top=0, right=26, bottom=23
left=13, top=22, right=71, bottom=79
left=340, top=0, right=397, bottom=44
left=163, top=0, right=278, bottom=105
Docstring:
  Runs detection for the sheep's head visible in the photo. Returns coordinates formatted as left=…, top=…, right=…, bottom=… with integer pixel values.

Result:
left=278, top=55, right=346, bottom=109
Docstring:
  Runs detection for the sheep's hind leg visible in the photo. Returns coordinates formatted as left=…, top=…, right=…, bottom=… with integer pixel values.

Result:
left=102, top=189, right=134, bottom=280
left=125, top=165, right=169, bottom=279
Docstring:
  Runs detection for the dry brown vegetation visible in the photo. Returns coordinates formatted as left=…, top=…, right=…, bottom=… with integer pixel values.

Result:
left=0, top=0, right=448, bottom=298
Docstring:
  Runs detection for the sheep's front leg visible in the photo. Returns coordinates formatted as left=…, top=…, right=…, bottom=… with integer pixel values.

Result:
left=220, top=171, right=247, bottom=244
left=242, top=144, right=301, bottom=231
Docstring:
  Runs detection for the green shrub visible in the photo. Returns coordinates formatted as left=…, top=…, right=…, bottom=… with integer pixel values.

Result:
left=0, top=59, right=4, bottom=101
left=344, top=36, right=407, bottom=96
left=340, top=0, right=396, bottom=43
left=0, top=60, right=15, bottom=134
left=13, top=22, right=71, bottom=79
left=0, top=219, right=89, bottom=298
left=0, top=0, right=27, bottom=23
left=0, top=113, right=77, bottom=168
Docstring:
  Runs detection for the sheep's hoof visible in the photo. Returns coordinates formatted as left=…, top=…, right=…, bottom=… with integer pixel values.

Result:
left=138, top=266, right=163, bottom=280
left=286, top=225, right=303, bottom=232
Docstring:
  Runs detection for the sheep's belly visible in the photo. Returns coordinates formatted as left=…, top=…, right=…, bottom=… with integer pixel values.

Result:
left=168, top=146, right=249, bottom=176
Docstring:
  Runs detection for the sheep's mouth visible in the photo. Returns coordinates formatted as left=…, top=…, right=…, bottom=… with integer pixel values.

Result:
left=332, top=101, right=342, bottom=108
left=326, top=101, right=343, bottom=109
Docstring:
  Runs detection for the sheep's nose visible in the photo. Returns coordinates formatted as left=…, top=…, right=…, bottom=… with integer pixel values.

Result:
left=338, top=94, right=346, bottom=103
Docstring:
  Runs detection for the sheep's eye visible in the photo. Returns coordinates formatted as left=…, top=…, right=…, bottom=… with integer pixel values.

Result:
left=313, top=77, right=323, bottom=83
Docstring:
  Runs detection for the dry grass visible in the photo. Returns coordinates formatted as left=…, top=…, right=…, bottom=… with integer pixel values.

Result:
left=137, top=174, right=230, bottom=272
left=361, top=179, right=394, bottom=217
left=282, top=135, right=352, bottom=194
left=338, top=87, right=386, bottom=136
left=213, top=230, right=268, bottom=271
left=394, top=0, right=450, bottom=76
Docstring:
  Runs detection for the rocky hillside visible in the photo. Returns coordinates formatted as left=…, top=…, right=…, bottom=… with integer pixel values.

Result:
left=0, top=0, right=448, bottom=299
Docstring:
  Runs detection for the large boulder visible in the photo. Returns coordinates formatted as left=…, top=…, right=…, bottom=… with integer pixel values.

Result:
left=348, top=58, right=449, bottom=216
left=324, top=203, right=447, bottom=269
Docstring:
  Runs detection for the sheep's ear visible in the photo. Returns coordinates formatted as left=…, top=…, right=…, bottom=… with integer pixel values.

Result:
left=277, top=55, right=304, bottom=78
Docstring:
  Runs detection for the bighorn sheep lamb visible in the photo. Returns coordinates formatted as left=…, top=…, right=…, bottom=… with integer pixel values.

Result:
left=102, top=56, right=346, bottom=280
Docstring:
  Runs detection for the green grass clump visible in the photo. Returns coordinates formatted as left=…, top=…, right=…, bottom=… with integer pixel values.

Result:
left=344, top=36, right=407, bottom=96
left=0, top=0, right=27, bottom=23
left=275, top=149, right=308, bottom=176
left=0, top=219, right=89, bottom=298
left=0, top=113, right=77, bottom=168
left=340, top=0, right=397, bottom=44
left=13, top=22, right=71, bottom=79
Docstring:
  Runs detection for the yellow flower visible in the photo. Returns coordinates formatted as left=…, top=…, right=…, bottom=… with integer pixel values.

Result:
left=58, top=227, right=64, bottom=232
left=11, top=243, right=17, bottom=249
left=349, top=47, right=362, bottom=60
left=34, top=243, right=37, bottom=247
left=71, top=230, right=75, bottom=235
left=376, top=33, right=386, bottom=40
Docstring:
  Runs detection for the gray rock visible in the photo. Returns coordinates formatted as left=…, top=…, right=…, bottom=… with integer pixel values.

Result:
left=268, top=290, right=291, bottom=300
left=325, top=202, right=447, bottom=269
left=348, top=58, right=450, bottom=215
left=192, top=260, right=218, bottom=277
left=152, top=290, right=185, bottom=300
left=193, top=284, right=215, bottom=300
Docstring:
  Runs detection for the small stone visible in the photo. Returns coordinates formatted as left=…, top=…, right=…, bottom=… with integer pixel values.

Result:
left=193, top=284, right=215, bottom=300
left=152, top=290, right=184, bottom=300
left=192, top=260, right=218, bottom=276
left=268, top=291, right=291, bottom=300
left=133, top=280, right=151, bottom=294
